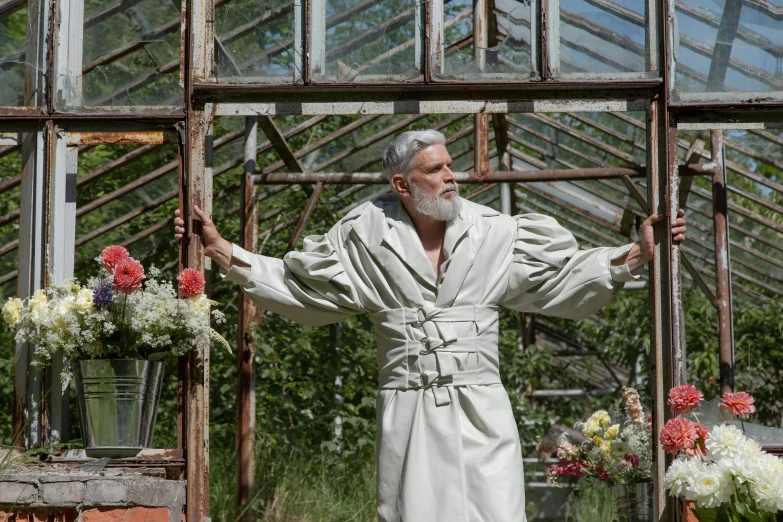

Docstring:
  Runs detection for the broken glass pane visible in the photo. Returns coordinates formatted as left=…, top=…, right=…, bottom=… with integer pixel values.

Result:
left=0, top=0, right=28, bottom=106
left=559, top=0, right=648, bottom=75
left=433, top=0, right=533, bottom=81
left=312, top=0, right=421, bottom=83
left=215, top=0, right=295, bottom=82
left=67, top=0, right=182, bottom=109
left=674, top=0, right=783, bottom=94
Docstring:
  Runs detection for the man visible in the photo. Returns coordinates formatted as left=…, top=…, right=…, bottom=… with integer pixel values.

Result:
left=174, top=129, right=687, bottom=522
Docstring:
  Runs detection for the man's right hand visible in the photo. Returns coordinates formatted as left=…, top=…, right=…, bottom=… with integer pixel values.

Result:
left=174, top=205, right=234, bottom=270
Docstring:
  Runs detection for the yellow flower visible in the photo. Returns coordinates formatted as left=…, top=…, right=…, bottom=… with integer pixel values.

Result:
left=600, top=441, right=612, bottom=454
left=592, top=435, right=603, bottom=447
left=74, top=288, right=94, bottom=313
left=187, top=294, right=211, bottom=315
left=605, top=424, right=620, bottom=439
left=29, top=289, right=48, bottom=309
left=590, top=410, right=611, bottom=427
left=2, top=298, right=23, bottom=325
left=583, top=418, right=601, bottom=437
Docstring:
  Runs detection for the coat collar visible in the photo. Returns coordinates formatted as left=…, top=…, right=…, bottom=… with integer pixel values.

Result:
left=348, top=194, right=497, bottom=305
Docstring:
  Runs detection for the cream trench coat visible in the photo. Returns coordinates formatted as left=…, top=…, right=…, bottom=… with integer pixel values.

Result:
left=219, top=193, right=641, bottom=522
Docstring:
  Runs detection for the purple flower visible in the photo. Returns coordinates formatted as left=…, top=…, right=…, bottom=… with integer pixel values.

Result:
left=92, top=279, right=114, bottom=311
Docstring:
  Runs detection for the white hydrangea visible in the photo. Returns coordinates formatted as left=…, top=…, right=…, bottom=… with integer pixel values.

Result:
left=686, top=463, right=734, bottom=509
left=705, top=424, right=747, bottom=461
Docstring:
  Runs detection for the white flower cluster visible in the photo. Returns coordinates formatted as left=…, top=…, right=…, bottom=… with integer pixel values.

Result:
left=129, top=272, right=230, bottom=358
left=664, top=424, right=783, bottom=513
left=2, top=281, right=115, bottom=366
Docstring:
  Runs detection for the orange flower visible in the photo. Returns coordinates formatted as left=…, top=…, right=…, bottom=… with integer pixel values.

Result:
left=667, top=384, right=703, bottom=415
left=178, top=268, right=205, bottom=298
left=660, top=417, right=699, bottom=455
left=99, top=245, right=129, bottom=274
left=113, top=257, right=145, bottom=294
left=719, top=391, right=756, bottom=419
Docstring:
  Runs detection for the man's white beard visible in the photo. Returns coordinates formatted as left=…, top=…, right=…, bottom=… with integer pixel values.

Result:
left=409, top=181, right=462, bottom=222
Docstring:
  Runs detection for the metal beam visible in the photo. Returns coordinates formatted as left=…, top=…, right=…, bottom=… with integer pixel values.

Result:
left=710, top=130, right=735, bottom=395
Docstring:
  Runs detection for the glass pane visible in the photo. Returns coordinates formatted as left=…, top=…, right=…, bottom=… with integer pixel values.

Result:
left=313, top=0, right=421, bottom=83
left=0, top=0, right=29, bottom=105
left=559, top=0, right=648, bottom=75
left=73, top=0, right=181, bottom=108
left=215, top=0, right=296, bottom=82
left=433, top=0, right=533, bottom=80
left=674, top=0, right=783, bottom=94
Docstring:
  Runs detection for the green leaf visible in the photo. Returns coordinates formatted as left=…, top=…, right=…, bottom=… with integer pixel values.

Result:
left=693, top=506, right=719, bottom=522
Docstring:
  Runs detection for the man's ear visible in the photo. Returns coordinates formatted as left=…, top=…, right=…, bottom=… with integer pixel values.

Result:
left=391, top=173, right=409, bottom=196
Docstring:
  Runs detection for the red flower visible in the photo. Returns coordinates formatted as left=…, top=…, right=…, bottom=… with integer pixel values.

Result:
left=552, top=459, right=586, bottom=478
left=719, top=391, right=756, bottom=419
left=178, top=268, right=205, bottom=298
left=687, top=422, right=710, bottom=457
left=660, top=418, right=700, bottom=456
left=99, top=245, right=129, bottom=273
left=667, top=384, right=703, bottom=415
left=594, top=465, right=610, bottom=482
left=113, top=257, right=145, bottom=294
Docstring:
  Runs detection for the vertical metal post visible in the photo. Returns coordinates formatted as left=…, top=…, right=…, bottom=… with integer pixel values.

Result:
left=236, top=117, right=260, bottom=522
left=647, top=100, right=678, bottom=522
left=492, top=114, right=512, bottom=214
left=184, top=0, right=214, bottom=517
left=15, top=128, right=48, bottom=449
left=43, top=135, right=77, bottom=446
left=430, top=0, right=444, bottom=76
left=474, top=0, right=489, bottom=182
left=53, top=0, right=85, bottom=108
left=544, top=0, right=559, bottom=78
left=294, top=0, right=305, bottom=82
left=710, top=130, right=734, bottom=394
left=309, top=0, right=326, bottom=78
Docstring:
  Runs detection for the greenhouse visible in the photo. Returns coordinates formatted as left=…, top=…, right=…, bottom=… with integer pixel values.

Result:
left=0, top=0, right=782, bottom=520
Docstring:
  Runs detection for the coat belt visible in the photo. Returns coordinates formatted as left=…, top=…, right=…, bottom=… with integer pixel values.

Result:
left=371, top=305, right=500, bottom=406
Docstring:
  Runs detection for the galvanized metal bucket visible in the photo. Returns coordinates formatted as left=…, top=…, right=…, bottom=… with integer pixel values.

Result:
left=73, top=359, right=165, bottom=458
left=613, top=482, right=654, bottom=522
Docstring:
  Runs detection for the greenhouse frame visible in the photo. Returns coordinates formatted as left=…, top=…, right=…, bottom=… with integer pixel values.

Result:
left=1, top=0, right=782, bottom=519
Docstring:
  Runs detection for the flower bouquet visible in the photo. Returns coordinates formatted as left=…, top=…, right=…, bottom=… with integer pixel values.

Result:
left=538, top=388, right=653, bottom=521
left=661, top=385, right=783, bottom=521
left=2, top=245, right=230, bottom=456
left=539, top=387, right=653, bottom=487
left=2, top=245, right=230, bottom=367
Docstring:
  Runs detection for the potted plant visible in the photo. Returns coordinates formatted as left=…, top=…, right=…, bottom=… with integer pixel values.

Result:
left=538, top=387, right=654, bottom=521
left=2, top=245, right=231, bottom=458
left=661, top=384, right=783, bottom=521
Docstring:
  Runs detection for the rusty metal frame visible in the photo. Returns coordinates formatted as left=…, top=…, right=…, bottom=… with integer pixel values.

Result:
left=2, top=0, right=782, bottom=521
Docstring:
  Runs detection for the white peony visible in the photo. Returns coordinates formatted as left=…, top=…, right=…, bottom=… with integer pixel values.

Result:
left=28, top=289, right=49, bottom=322
left=705, top=424, right=747, bottom=461
left=756, top=453, right=783, bottom=475
left=186, top=294, right=211, bottom=316
left=2, top=298, right=23, bottom=325
left=749, top=469, right=783, bottom=513
left=665, top=458, right=698, bottom=498
left=686, top=463, right=734, bottom=508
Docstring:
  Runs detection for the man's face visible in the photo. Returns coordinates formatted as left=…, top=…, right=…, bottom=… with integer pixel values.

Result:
left=394, top=144, right=461, bottom=222
left=408, top=144, right=457, bottom=200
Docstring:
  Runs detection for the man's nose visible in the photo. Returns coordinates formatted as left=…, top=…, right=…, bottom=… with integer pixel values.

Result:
left=442, top=166, right=456, bottom=183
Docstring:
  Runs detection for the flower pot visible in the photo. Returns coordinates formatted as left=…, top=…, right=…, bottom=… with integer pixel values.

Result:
left=613, top=482, right=654, bottom=522
left=73, top=359, right=165, bottom=458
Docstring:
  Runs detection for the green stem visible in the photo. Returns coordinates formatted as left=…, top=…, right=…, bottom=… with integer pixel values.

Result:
left=119, top=293, right=127, bottom=357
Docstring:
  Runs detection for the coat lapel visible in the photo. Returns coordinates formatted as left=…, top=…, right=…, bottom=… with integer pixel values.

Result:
left=435, top=202, right=495, bottom=307
left=348, top=196, right=431, bottom=304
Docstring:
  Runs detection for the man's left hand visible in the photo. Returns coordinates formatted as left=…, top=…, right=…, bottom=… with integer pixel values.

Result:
left=611, top=209, right=687, bottom=272
left=639, top=208, right=687, bottom=262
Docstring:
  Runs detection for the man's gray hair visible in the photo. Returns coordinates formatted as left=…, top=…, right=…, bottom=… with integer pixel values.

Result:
left=381, top=130, right=446, bottom=182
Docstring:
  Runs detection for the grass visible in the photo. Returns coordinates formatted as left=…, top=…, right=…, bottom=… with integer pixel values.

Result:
left=210, top=443, right=377, bottom=522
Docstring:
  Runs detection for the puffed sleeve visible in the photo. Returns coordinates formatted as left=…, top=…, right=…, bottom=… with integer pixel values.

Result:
left=500, top=214, right=642, bottom=320
left=218, top=232, right=364, bottom=326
